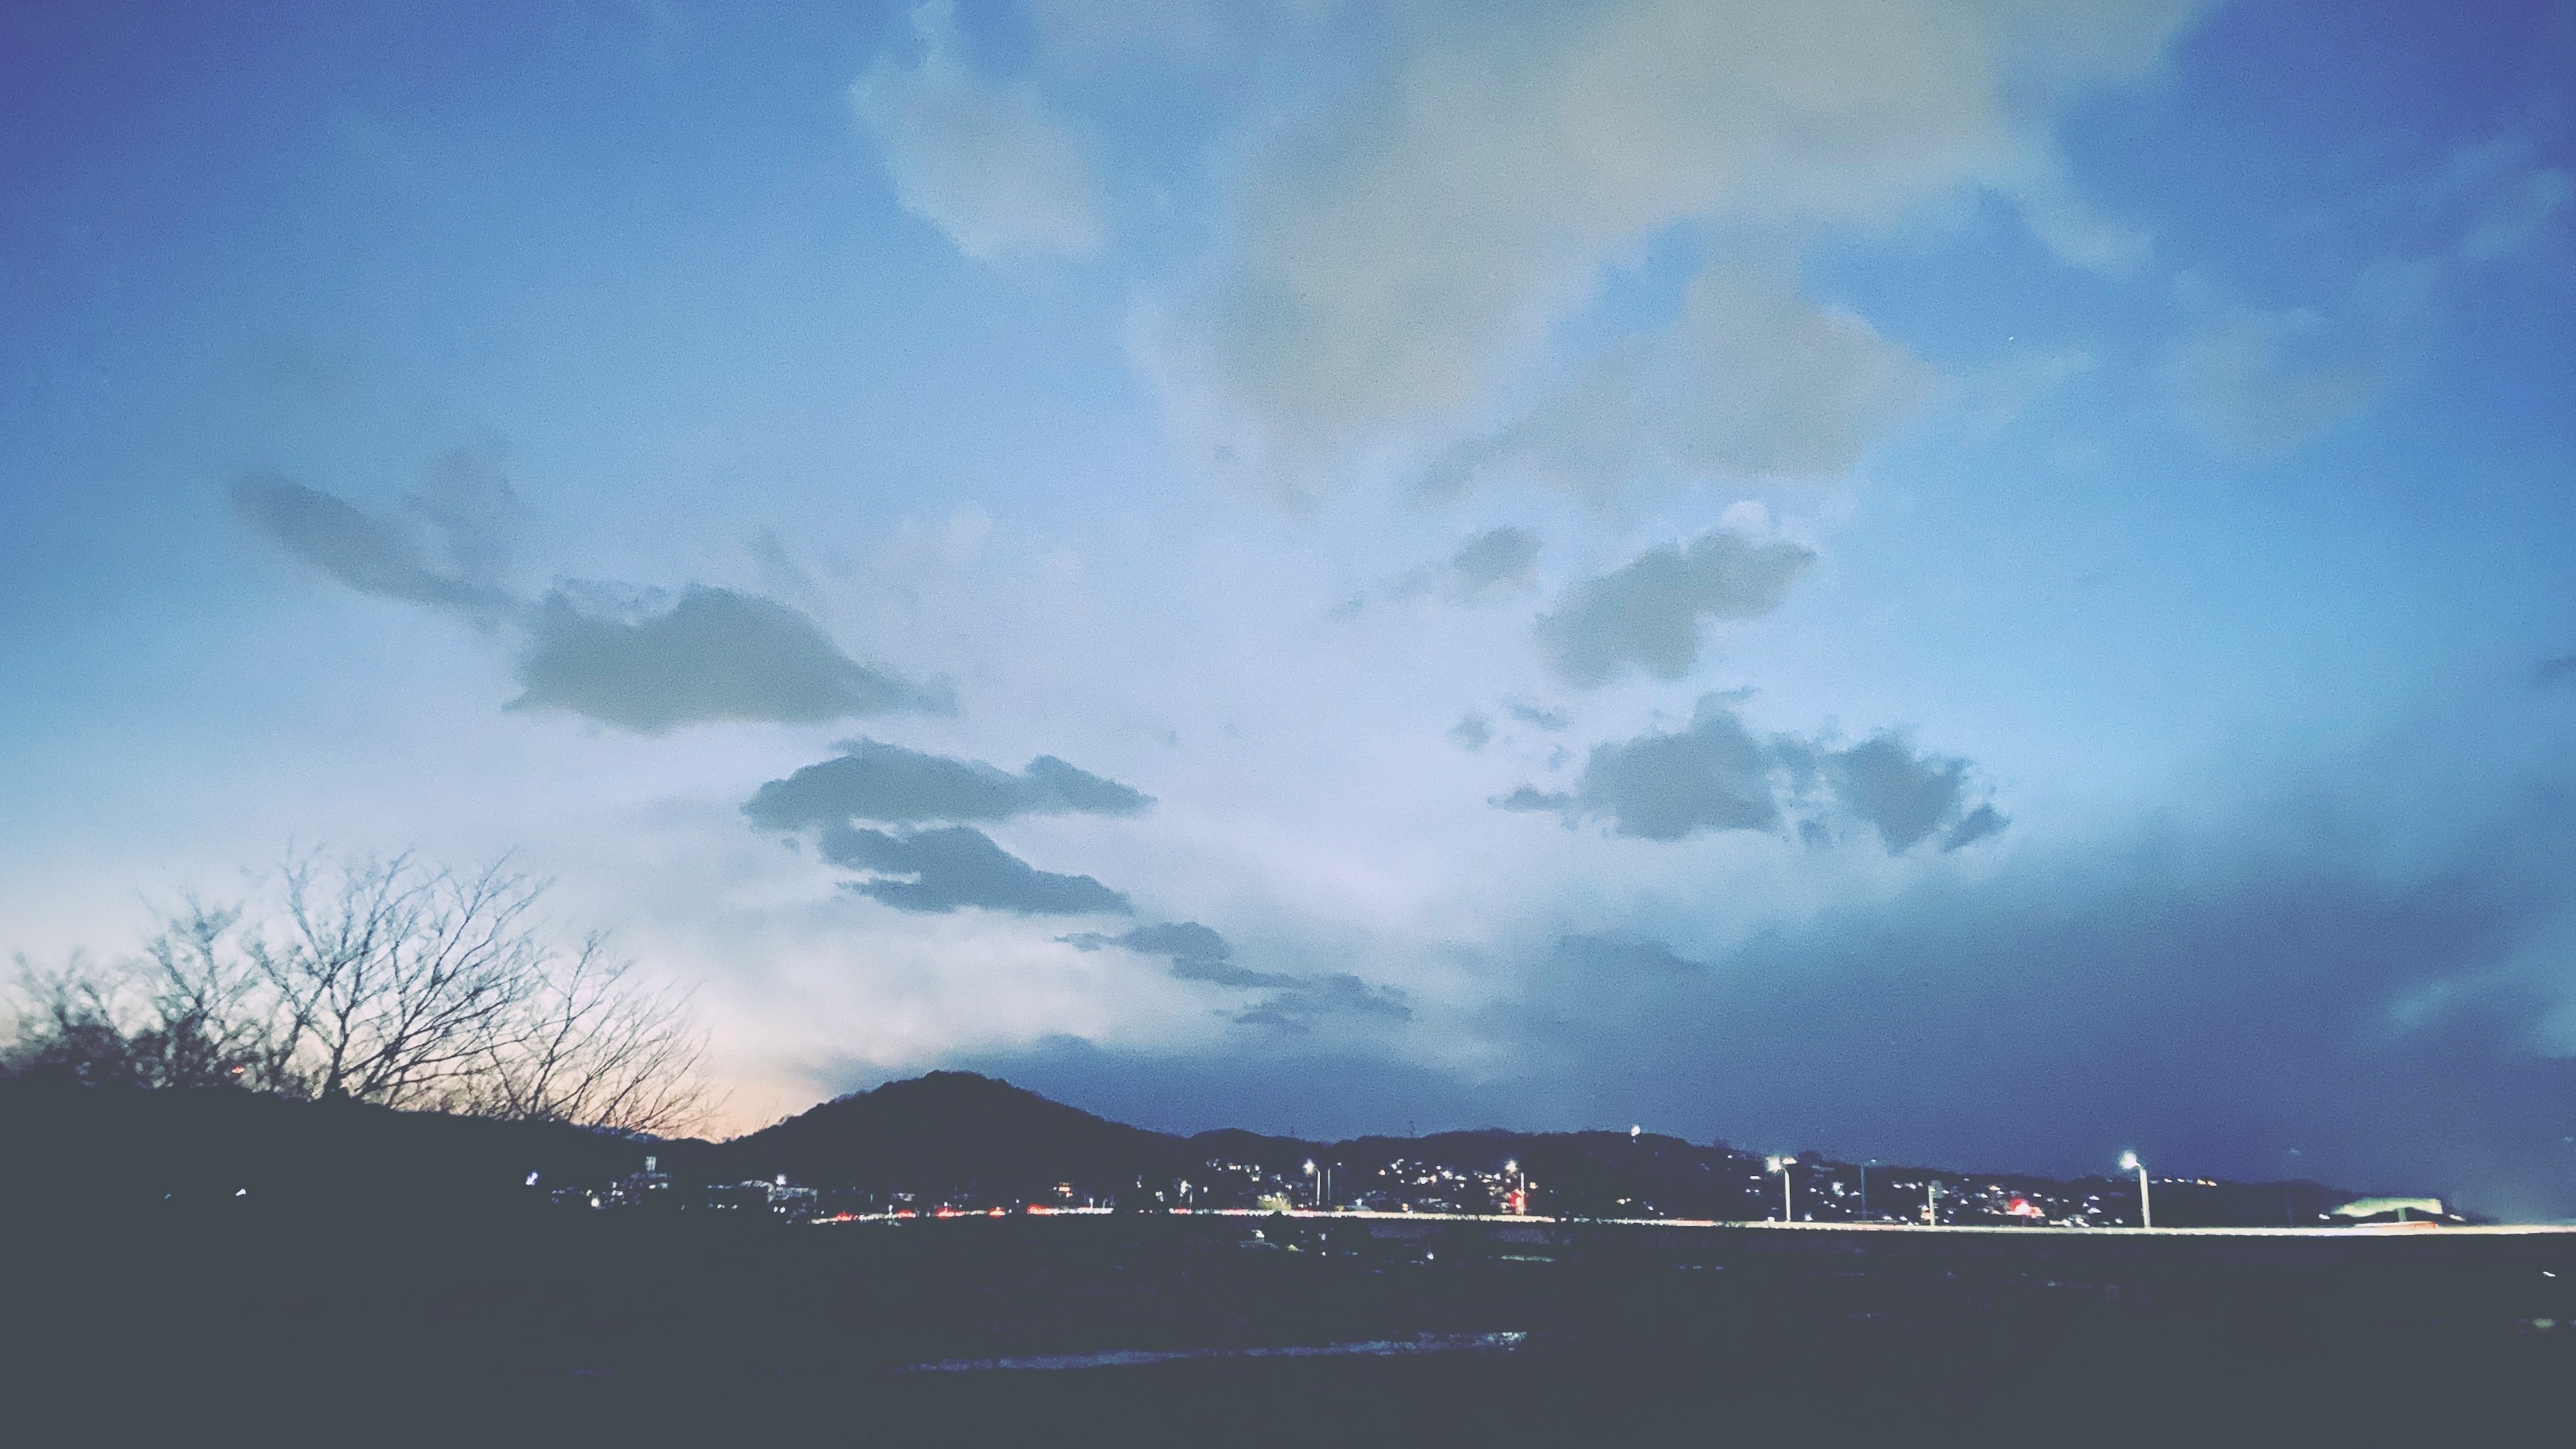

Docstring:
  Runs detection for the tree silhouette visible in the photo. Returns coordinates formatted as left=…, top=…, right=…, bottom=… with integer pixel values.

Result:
left=3, top=851, right=711, bottom=1135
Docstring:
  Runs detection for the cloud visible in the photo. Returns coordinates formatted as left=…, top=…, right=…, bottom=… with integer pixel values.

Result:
left=1940, top=802, right=2010, bottom=851
left=1491, top=784, right=1576, bottom=815
left=1427, top=265, right=1933, bottom=504
left=1550, top=933, right=1705, bottom=979
left=1063, top=922, right=1295, bottom=988
left=818, top=823, right=1130, bottom=916
left=745, top=739, right=1150, bottom=830
left=1505, top=701, right=1572, bottom=731
left=1150, top=0, right=2206, bottom=499
left=1833, top=733, right=1977, bottom=852
left=1380, top=525, right=1544, bottom=609
left=2169, top=139, right=2566, bottom=460
left=1235, top=973, right=1413, bottom=1034
left=2166, top=303, right=2393, bottom=458
left=1534, top=531, right=1815, bottom=688
left=851, top=0, right=1105, bottom=262
left=2538, top=655, right=2576, bottom=688
left=1561, top=697, right=1799, bottom=840
left=1059, top=923, right=1410, bottom=1028
left=237, top=468, right=938, bottom=734
left=1446, top=714, right=1493, bottom=751
left=2456, top=166, right=2571, bottom=263
left=1444, top=526, right=1541, bottom=597
left=231, top=468, right=518, bottom=621
left=1507, top=696, right=2003, bottom=853
left=511, top=587, right=942, bottom=735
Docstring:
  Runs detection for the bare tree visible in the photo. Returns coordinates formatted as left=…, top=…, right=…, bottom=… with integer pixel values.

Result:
left=3, top=852, right=713, bottom=1135
left=242, top=855, right=551, bottom=1110
left=459, top=935, right=712, bottom=1136
left=3, top=949, right=259, bottom=1090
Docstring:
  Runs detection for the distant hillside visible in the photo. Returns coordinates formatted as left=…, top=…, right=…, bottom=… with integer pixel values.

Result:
left=709, top=1070, right=1190, bottom=1195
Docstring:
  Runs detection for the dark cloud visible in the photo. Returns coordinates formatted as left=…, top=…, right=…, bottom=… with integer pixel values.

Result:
left=818, top=824, right=1129, bottom=916
left=1833, top=733, right=1972, bottom=851
left=1550, top=934, right=1705, bottom=978
left=1534, top=531, right=1814, bottom=688
left=1060, top=924, right=1411, bottom=1026
left=745, top=739, right=1150, bottom=830
left=1444, top=526, right=1541, bottom=598
left=1940, top=803, right=2009, bottom=851
left=1505, top=700, right=1572, bottom=731
left=2538, top=655, right=2576, bottom=687
left=1235, top=973, right=1413, bottom=1034
left=512, top=587, right=943, bottom=735
left=1063, top=922, right=1295, bottom=988
left=1497, top=802, right=2576, bottom=1219
left=237, top=468, right=937, bottom=734
left=1569, top=699, right=1794, bottom=840
left=1383, top=526, right=1543, bottom=608
left=1501, top=696, right=2003, bottom=853
left=401, top=451, right=521, bottom=588
left=1491, top=785, right=1575, bottom=814
left=231, top=472, right=517, bottom=621
left=1447, top=714, right=1493, bottom=751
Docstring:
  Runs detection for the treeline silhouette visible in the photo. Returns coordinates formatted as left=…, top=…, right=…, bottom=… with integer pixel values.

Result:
left=3, top=850, right=708, bottom=1134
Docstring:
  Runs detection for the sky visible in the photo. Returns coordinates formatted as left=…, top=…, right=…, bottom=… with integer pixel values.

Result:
left=3, top=0, right=2572, bottom=1215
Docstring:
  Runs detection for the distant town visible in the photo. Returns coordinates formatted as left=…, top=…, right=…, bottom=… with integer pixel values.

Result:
left=551, top=1073, right=2453, bottom=1230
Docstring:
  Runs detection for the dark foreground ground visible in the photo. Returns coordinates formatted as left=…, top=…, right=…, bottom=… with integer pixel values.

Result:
left=5, top=1205, right=2569, bottom=1445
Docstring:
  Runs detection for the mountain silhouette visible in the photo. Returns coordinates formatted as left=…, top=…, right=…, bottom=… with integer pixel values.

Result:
left=713, top=1070, right=1189, bottom=1197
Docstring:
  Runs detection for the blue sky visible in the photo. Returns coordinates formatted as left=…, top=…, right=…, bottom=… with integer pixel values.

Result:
left=4, top=0, right=2572, bottom=1214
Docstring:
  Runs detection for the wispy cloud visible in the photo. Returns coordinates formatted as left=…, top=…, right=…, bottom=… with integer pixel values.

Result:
left=852, top=0, right=1106, bottom=262
left=235, top=468, right=939, bottom=734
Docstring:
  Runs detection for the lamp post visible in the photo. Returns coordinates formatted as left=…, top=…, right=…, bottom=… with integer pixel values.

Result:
left=1766, top=1156, right=1794, bottom=1222
left=1503, top=1159, right=1524, bottom=1215
left=1304, top=1159, right=1319, bottom=1212
left=2121, top=1151, right=2152, bottom=1229
left=1925, top=1180, right=1937, bottom=1226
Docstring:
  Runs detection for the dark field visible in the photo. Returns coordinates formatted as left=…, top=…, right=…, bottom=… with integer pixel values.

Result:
left=7, top=1207, right=2569, bottom=1444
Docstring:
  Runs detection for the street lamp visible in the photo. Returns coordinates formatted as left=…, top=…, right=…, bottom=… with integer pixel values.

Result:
left=1766, top=1155, right=1794, bottom=1222
left=1304, top=1159, right=1319, bottom=1212
left=1503, top=1159, right=1525, bottom=1214
left=2121, top=1151, right=2152, bottom=1229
